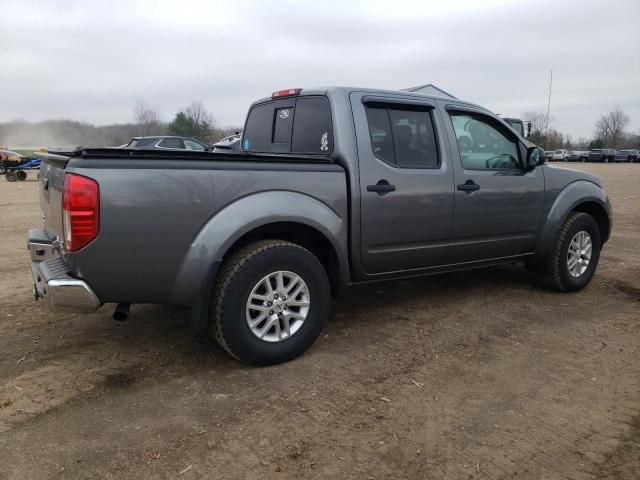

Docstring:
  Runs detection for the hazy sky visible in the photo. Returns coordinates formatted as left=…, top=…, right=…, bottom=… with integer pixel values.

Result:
left=2, top=0, right=639, bottom=139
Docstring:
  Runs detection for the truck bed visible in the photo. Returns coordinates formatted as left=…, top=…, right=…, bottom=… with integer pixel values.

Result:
left=36, top=148, right=347, bottom=306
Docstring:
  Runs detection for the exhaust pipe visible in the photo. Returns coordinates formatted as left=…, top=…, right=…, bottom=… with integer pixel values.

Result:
left=113, top=303, right=130, bottom=321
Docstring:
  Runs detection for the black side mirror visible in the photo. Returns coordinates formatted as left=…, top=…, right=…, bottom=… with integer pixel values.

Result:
left=526, top=146, right=545, bottom=170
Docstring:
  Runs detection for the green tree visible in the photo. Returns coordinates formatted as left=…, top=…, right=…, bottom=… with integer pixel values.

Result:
left=167, top=101, right=215, bottom=142
left=589, top=138, right=604, bottom=150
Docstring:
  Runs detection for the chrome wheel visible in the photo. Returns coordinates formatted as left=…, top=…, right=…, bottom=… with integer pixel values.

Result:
left=567, top=230, right=592, bottom=278
left=246, top=271, right=310, bottom=342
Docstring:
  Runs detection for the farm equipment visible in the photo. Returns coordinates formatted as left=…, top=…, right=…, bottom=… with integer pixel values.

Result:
left=1, top=155, right=41, bottom=182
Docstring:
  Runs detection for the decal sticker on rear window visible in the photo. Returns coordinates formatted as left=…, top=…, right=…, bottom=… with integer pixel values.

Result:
left=278, top=109, right=290, bottom=119
left=320, top=132, right=329, bottom=151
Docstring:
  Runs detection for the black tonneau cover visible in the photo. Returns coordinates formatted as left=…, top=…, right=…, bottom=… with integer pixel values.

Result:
left=46, top=147, right=333, bottom=164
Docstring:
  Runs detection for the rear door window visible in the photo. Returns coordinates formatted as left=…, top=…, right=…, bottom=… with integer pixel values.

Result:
left=365, top=105, right=395, bottom=164
left=364, top=103, right=440, bottom=168
left=159, top=138, right=184, bottom=149
left=184, top=139, right=207, bottom=151
left=243, top=96, right=332, bottom=154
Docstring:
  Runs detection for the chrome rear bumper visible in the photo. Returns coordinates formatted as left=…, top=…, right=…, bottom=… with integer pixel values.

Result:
left=28, top=229, right=100, bottom=313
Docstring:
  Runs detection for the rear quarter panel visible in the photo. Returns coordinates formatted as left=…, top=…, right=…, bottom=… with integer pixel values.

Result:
left=64, top=160, right=347, bottom=305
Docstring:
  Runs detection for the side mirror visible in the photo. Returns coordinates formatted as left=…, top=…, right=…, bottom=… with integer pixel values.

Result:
left=526, top=146, right=545, bottom=170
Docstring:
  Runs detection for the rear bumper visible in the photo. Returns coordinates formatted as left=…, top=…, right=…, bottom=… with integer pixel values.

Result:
left=28, top=229, right=100, bottom=313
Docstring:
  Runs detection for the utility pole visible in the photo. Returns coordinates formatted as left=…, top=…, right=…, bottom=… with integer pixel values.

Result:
left=544, top=69, right=553, bottom=149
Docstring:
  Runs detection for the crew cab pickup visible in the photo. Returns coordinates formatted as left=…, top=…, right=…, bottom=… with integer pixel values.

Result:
left=28, top=86, right=612, bottom=365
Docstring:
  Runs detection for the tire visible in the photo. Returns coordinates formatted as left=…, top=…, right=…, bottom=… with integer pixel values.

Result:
left=5, top=171, right=17, bottom=182
left=211, top=239, right=331, bottom=365
left=543, top=212, right=601, bottom=292
left=17, top=171, right=27, bottom=181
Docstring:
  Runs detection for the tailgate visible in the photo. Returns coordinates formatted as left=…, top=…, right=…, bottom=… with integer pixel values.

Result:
left=36, top=152, right=71, bottom=238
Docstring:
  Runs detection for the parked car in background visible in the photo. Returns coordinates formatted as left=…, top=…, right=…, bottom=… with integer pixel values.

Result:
left=121, top=136, right=210, bottom=151
left=212, top=132, right=242, bottom=153
left=544, top=151, right=554, bottom=162
left=615, top=149, right=639, bottom=163
left=588, top=148, right=616, bottom=163
left=552, top=149, right=569, bottom=161
left=567, top=151, right=589, bottom=162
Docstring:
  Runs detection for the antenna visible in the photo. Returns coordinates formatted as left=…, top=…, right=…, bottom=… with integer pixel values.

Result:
left=544, top=69, right=553, bottom=149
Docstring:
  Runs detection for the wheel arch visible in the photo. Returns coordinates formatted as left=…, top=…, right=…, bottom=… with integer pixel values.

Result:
left=535, top=180, right=612, bottom=260
left=571, top=201, right=611, bottom=245
left=170, top=191, right=348, bottom=307
left=221, top=221, right=343, bottom=297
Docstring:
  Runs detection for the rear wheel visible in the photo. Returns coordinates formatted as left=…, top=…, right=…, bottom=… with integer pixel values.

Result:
left=211, top=240, right=330, bottom=365
left=5, top=171, right=17, bottom=182
left=543, top=212, right=601, bottom=292
left=17, top=171, right=27, bottom=181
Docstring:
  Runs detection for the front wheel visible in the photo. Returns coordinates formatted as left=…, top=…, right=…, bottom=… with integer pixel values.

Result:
left=211, top=240, right=330, bottom=365
left=543, top=212, right=601, bottom=292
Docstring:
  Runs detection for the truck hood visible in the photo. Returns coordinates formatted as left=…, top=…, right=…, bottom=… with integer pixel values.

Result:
left=543, top=163, right=603, bottom=188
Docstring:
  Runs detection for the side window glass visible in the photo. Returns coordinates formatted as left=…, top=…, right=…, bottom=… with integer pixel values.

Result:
left=388, top=108, right=439, bottom=168
left=365, top=104, right=395, bottom=165
left=159, top=138, right=184, bottom=149
left=184, top=139, right=206, bottom=151
left=450, top=113, right=520, bottom=170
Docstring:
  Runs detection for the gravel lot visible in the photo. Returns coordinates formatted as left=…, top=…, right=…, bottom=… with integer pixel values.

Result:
left=0, top=163, right=638, bottom=480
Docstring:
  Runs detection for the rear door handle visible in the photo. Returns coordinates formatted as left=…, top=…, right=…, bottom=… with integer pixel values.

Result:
left=367, top=180, right=396, bottom=194
left=457, top=180, right=480, bottom=193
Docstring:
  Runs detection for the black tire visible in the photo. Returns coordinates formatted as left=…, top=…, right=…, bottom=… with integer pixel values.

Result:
left=17, top=171, right=27, bottom=181
left=5, top=171, right=17, bottom=182
left=211, top=239, right=330, bottom=365
left=543, top=212, right=601, bottom=292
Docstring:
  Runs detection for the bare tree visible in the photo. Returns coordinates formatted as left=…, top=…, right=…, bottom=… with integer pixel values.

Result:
left=185, top=101, right=215, bottom=131
left=168, top=101, right=217, bottom=142
left=523, top=111, right=552, bottom=146
left=134, top=100, right=163, bottom=136
left=595, top=106, right=631, bottom=148
left=522, top=111, right=548, bottom=134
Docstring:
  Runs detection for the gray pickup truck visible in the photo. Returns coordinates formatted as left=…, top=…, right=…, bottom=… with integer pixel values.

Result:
left=28, top=86, right=612, bottom=365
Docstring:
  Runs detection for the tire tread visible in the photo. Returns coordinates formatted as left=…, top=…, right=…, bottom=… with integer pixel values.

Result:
left=543, top=212, right=591, bottom=292
left=211, top=239, right=310, bottom=362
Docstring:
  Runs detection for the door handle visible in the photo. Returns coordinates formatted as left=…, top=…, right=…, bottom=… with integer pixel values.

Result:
left=367, top=180, right=396, bottom=194
left=457, top=180, right=480, bottom=193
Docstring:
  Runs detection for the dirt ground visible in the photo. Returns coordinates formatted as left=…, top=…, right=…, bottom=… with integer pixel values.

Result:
left=0, top=163, right=638, bottom=480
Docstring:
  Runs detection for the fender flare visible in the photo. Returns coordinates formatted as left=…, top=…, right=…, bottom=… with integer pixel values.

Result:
left=170, top=190, right=347, bottom=306
left=534, top=180, right=612, bottom=259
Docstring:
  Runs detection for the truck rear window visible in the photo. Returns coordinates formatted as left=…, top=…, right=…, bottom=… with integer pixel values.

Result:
left=243, top=96, right=332, bottom=155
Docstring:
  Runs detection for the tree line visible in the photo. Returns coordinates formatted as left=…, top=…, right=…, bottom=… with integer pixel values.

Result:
left=523, top=106, right=638, bottom=151
left=0, top=100, right=240, bottom=148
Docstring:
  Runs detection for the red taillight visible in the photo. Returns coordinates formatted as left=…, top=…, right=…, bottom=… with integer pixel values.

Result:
left=272, top=88, right=301, bottom=99
left=63, top=173, right=99, bottom=252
